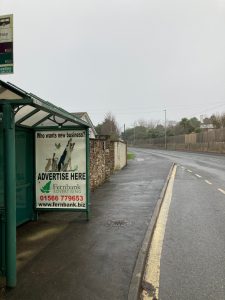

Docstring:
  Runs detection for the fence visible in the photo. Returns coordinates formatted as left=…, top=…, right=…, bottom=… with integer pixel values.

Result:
left=131, top=128, right=225, bottom=154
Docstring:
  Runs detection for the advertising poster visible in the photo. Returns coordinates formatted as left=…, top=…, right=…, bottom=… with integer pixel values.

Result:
left=35, top=130, right=87, bottom=210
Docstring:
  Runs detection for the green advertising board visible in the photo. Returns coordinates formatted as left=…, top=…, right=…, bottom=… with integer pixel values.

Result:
left=0, top=14, right=13, bottom=75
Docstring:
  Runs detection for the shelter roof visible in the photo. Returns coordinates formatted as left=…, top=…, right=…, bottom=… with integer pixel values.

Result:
left=0, top=80, right=89, bottom=128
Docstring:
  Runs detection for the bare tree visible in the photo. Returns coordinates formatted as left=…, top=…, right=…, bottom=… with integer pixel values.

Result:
left=220, top=113, right=225, bottom=128
left=210, top=114, right=221, bottom=129
left=95, top=112, right=120, bottom=140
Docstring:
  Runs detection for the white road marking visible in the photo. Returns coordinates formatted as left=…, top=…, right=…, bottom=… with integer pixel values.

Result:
left=205, top=180, right=212, bottom=185
left=195, top=174, right=202, bottom=178
left=218, top=188, right=225, bottom=195
left=187, top=169, right=192, bottom=173
left=136, top=158, right=144, bottom=162
left=141, top=166, right=177, bottom=300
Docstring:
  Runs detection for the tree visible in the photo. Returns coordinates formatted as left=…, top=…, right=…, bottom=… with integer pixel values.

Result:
left=177, top=117, right=201, bottom=134
left=203, top=117, right=211, bottom=125
left=153, top=124, right=165, bottom=138
left=210, top=114, right=221, bottom=129
left=95, top=112, right=120, bottom=140
left=123, top=127, right=134, bottom=143
left=189, top=117, right=201, bottom=132
left=221, top=113, right=225, bottom=128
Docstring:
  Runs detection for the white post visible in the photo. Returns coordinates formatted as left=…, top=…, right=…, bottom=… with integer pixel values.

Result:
left=164, top=109, right=167, bottom=149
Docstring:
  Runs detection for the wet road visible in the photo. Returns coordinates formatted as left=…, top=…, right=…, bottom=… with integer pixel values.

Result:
left=7, top=148, right=171, bottom=300
left=136, top=148, right=225, bottom=187
left=134, top=148, right=225, bottom=299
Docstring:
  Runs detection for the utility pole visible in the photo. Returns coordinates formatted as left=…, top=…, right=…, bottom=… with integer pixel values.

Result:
left=164, top=109, right=167, bottom=149
left=133, top=123, right=136, bottom=145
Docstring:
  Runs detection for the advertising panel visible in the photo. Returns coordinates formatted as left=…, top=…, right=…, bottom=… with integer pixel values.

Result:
left=0, top=14, right=13, bottom=74
left=35, top=130, right=87, bottom=210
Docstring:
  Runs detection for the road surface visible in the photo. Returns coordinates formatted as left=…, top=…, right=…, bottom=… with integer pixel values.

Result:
left=134, top=148, right=225, bottom=300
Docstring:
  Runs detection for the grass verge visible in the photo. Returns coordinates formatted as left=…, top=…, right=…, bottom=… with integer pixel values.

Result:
left=127, top=152, right=135, bottom=160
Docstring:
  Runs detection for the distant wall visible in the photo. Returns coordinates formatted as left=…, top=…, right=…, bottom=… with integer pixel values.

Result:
left=90, top=138, right=127, bottom=191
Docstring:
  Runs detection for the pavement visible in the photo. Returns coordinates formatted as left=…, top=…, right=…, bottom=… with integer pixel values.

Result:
left=6, top=149, right=172, bottom=300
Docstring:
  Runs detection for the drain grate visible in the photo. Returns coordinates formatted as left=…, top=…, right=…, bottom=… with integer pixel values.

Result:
left=106, top=219, right=129, bottom=227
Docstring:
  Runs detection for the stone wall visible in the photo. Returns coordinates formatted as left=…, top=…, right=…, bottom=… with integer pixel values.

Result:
left=90, top=138, right=117, bottom=191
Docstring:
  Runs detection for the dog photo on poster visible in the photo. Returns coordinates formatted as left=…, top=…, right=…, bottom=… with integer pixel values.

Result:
left=35, top=130, right=87, bottom=210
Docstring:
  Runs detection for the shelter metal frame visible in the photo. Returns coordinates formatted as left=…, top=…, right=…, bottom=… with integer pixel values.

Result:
left=0, top=80, right=90, bottom=287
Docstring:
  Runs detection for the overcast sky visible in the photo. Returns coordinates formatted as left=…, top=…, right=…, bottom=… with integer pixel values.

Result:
left=1, top=0, right=225, bottom=128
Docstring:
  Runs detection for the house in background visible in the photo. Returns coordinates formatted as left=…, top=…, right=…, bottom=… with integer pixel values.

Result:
left=72, top=112, right=97, bottom=139
left=200, top=123, right=214, bottom=130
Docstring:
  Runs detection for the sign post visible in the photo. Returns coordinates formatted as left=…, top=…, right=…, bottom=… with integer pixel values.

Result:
left=35, top=129, right=89, bottom=219
left=0, top=14, right=13, bottom=74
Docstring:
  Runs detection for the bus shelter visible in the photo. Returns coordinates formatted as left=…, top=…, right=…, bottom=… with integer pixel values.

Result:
left=0, top=80, right=90, bottom=287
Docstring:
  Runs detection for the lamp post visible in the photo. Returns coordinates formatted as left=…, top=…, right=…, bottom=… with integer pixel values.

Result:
left=132, top=122, right=136, bottom=145
left=164, top=109, right=167, bottom=149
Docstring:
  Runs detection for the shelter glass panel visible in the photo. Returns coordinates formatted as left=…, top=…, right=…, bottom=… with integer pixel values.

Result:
left=63, top=121, right=79, bottom=126
left=37, top=116, right=67, bottom=127
left=16, top=129, right=34, bottom=225
left=0, top=87, right=23, bottom=100
left=15, top=105, right=36, bottom=123
left=21, top=111, right=49, bottom=127
left=37, top=118, right=57, bottom=127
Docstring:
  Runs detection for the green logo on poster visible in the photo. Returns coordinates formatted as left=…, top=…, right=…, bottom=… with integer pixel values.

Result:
left=41, top=181, right=51, bottom=193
